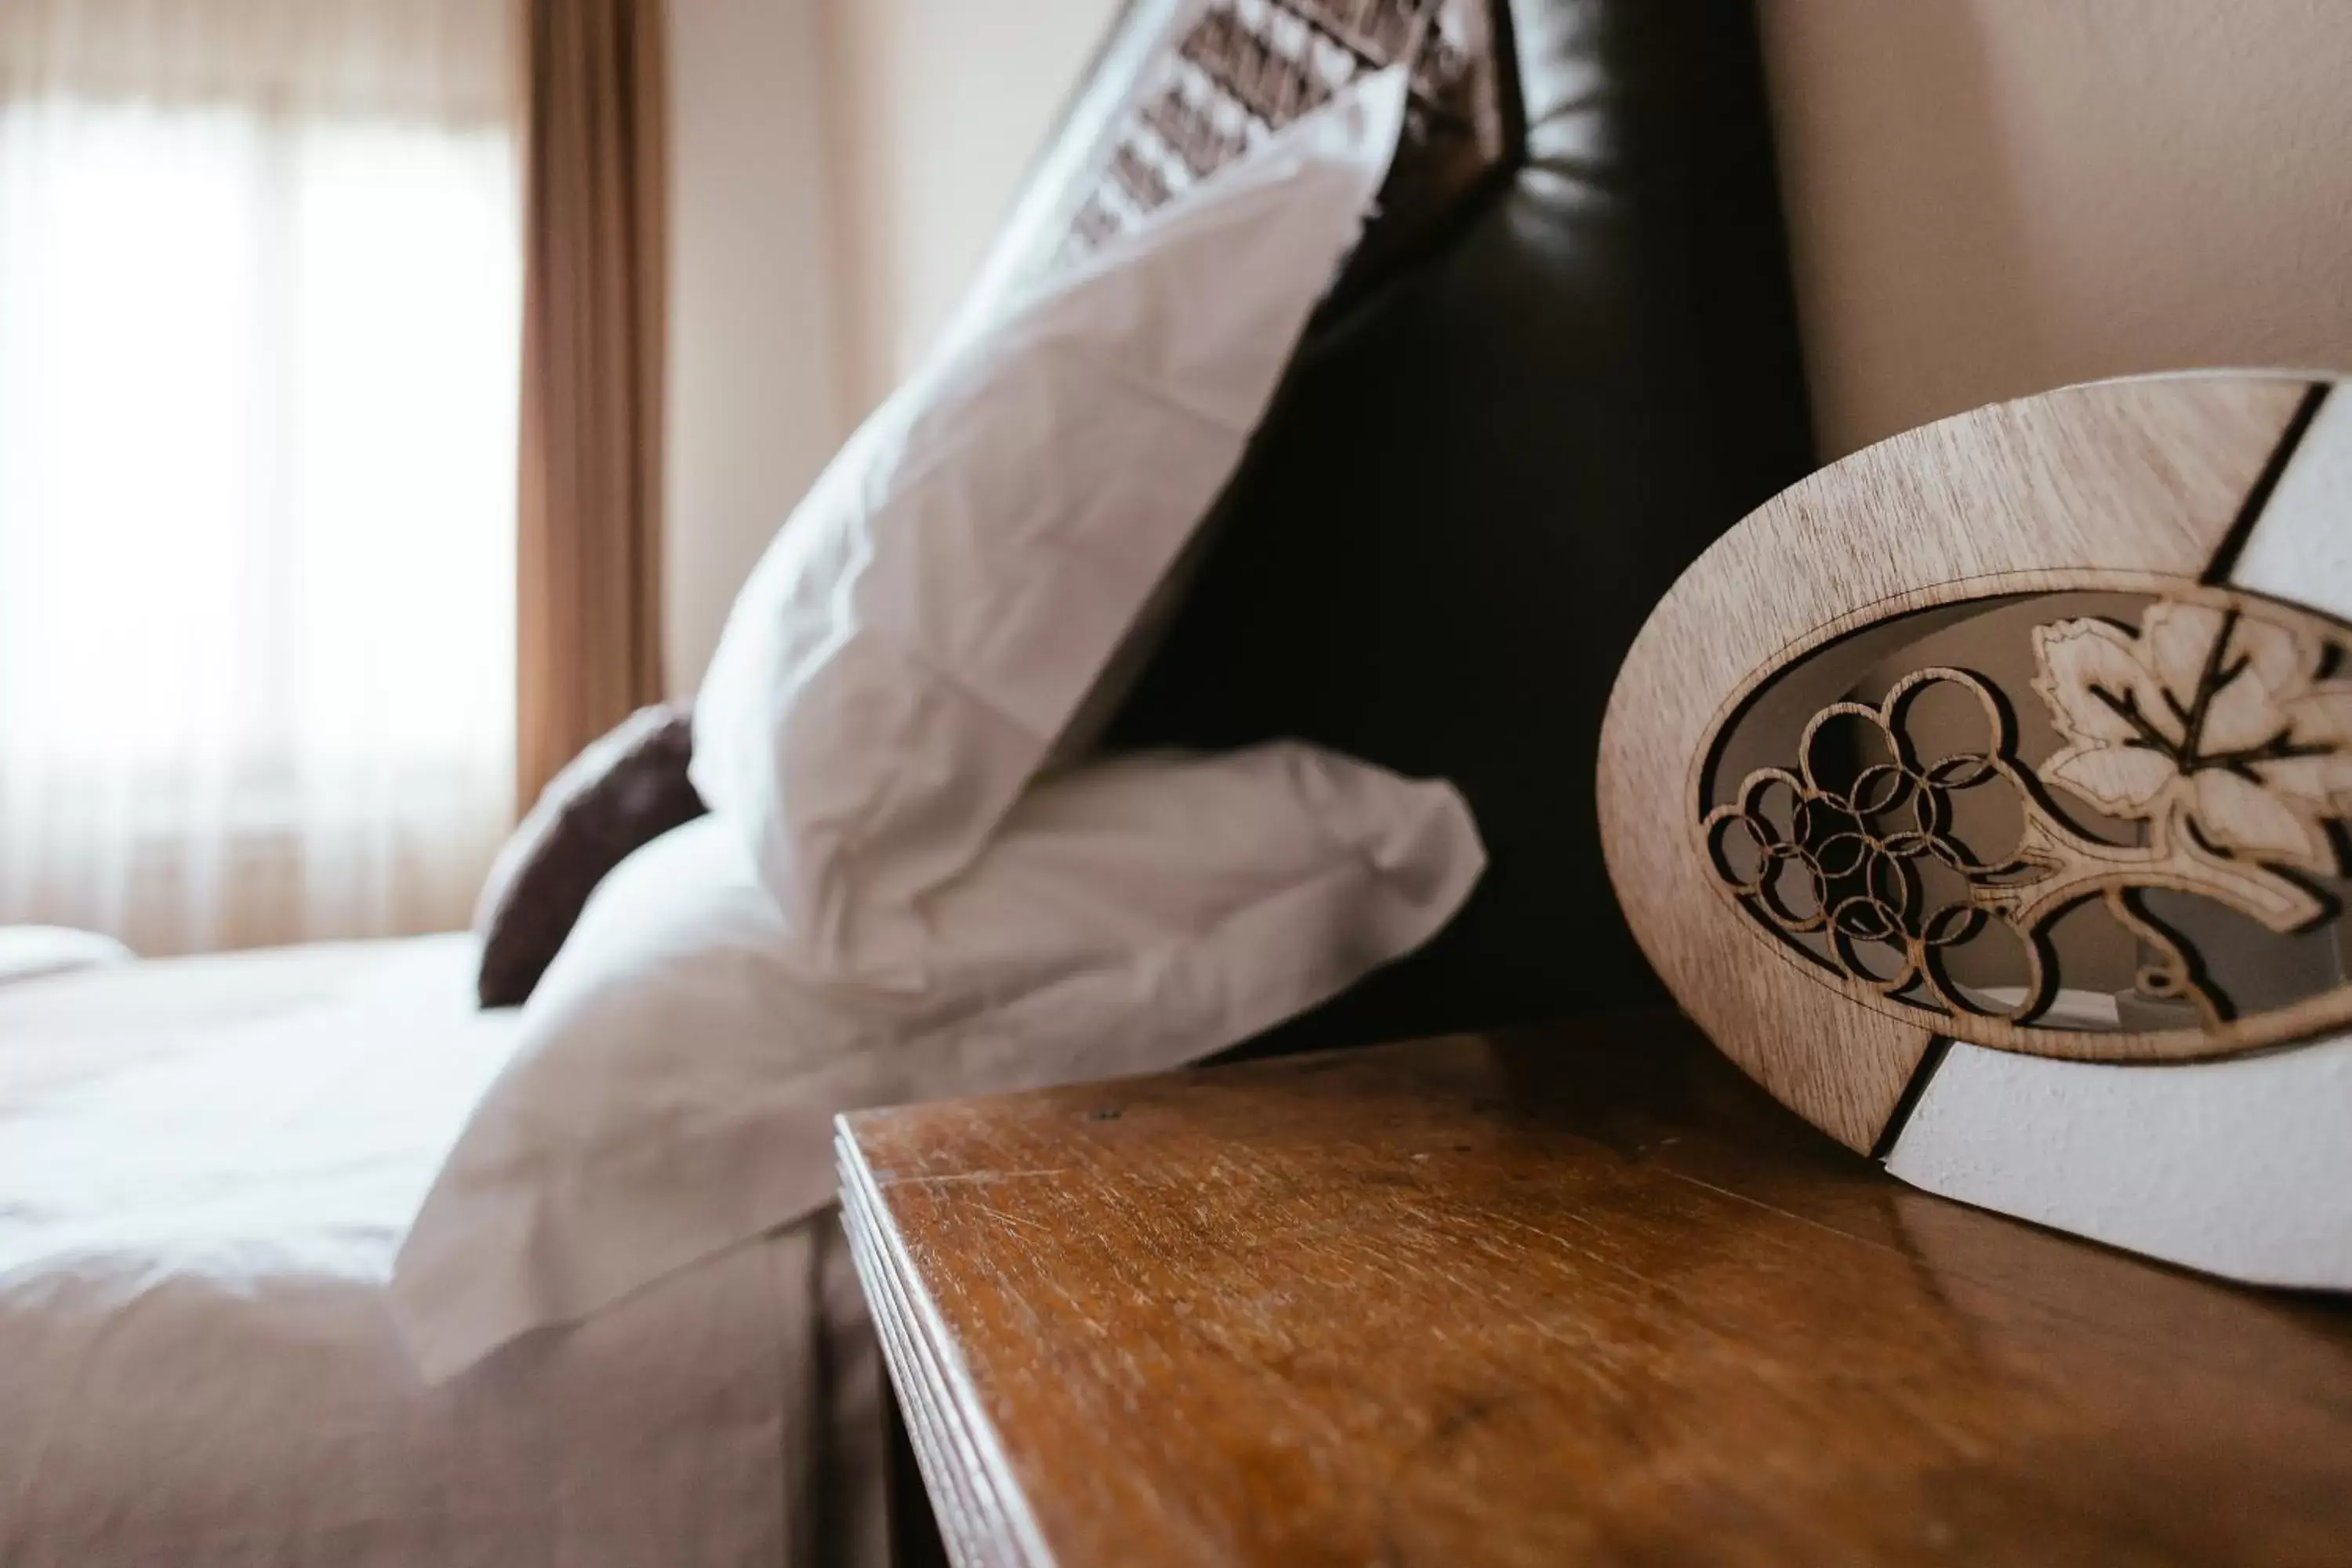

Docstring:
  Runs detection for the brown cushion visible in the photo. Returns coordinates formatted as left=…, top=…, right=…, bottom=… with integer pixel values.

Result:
left=474, top=704, right=706, bottom=1007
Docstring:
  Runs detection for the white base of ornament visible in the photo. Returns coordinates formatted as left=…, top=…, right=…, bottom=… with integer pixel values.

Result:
left=1886, top=1033, right=2352, bottom=1290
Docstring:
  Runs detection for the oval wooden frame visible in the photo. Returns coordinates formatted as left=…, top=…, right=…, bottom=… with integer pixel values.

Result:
left=1599, top=372, right=2347, bottom=1152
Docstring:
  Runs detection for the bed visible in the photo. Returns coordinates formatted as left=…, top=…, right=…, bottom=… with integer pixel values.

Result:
left=0, top=938, right=886, bottom=1566
left=0, top=2, right=1812, bottom=1563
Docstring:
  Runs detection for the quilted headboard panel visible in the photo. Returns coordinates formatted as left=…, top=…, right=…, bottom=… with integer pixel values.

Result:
left=985, top=0, right=1817, bottom=1050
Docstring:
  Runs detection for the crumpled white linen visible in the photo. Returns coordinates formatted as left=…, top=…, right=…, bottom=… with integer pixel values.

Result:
left=0, top=937, right=873, bottom=1568
left=689, top=69, right=1410, bottom=984
left=392, top=742, right=1483, bottom=1381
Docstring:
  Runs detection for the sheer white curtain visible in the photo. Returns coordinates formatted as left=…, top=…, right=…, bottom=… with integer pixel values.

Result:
left=0, top=0, right=521, bottom=955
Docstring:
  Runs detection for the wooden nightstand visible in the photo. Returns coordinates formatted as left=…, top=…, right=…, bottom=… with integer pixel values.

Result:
left=835, top=1011, right=2352, bottom=1566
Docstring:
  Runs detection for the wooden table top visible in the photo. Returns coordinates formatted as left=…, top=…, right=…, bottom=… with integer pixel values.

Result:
left=835, top=1011, right=2352, bottom=1567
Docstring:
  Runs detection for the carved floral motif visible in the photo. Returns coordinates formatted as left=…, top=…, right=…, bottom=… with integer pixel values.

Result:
left=1704, top=595, right=2352, bottom=1033
left=2035, top=604, right=2352, bottom=873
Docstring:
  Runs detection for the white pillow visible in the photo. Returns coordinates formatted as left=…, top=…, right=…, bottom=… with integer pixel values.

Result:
left=689, top=70, right=1410, bottom=983
left=0, top=926, right=132, bottom=986
left=392, top=741, right=1481, bottom=1381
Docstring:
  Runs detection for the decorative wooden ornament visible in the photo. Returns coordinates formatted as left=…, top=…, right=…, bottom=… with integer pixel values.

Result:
left=1600, top=371, right=2352, bottom=1287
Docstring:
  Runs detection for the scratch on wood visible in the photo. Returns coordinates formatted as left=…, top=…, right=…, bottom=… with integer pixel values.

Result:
left=1657, top=1167, right=1886, bottom=1253
left=969, top=1203, right=1055, bottom=1234
left=898, top=1169, right=1074, bottom=1187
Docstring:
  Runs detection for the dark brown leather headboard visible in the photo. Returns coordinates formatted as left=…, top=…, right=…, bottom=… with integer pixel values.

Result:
left=990, top=0, right=1816, bottom=1051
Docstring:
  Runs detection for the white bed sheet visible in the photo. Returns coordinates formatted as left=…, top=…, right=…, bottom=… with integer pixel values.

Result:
left=0, top=935, right=883, bottom=1567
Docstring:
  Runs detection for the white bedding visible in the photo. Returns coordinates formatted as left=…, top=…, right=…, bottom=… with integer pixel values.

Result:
left=0, top=936, right=882, bottom=1567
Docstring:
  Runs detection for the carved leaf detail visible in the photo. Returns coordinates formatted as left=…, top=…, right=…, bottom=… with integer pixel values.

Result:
left=2192, top=771, right=2326, bottom=864
left=2042, top=741, right=2175, bottom=815
left=2194, top=608, right=2304, bottom=751
left=2031, top=602, right=2352, bottom=876
left=2035, top=619, right=2172, bottom=751
left=2278, top=690, right=2352, bottom=808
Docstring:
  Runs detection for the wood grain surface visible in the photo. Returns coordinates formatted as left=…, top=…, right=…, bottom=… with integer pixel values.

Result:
left=1598, top=372, right=2319, bottom=1149
left=837, top=1011, right=2352, bottom=1567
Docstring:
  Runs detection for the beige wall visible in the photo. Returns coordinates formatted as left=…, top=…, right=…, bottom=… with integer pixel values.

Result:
left=662, top=0, right=2352, bottom=688
left=663, top=0, right=1117, bottom=691
left=662, top=0, right=849, bottom=697
left=818, top=0, right=1123, bottom=416
left=1760, top=0, right=2352, bottom=459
